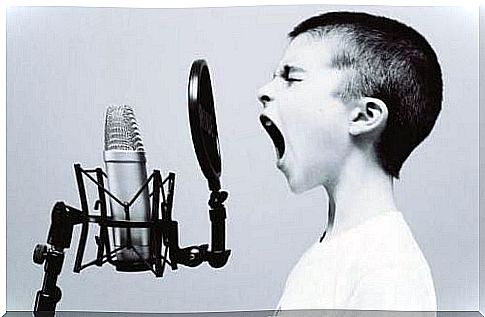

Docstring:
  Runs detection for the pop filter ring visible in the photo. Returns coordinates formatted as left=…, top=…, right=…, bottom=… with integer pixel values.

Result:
left=188, top=59, right=222, bottom=192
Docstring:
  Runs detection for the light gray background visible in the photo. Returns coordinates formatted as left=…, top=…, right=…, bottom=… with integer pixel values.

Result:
left=479, top=5, right=484, bottom=316
left=6, top=5, right=479, bottom=313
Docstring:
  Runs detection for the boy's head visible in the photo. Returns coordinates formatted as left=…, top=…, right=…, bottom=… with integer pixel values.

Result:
left=259, top=11, right=442, bottom=193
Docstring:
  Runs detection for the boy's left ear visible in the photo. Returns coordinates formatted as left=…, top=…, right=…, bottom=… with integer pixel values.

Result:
left=348, top=97, right=388, bottom=136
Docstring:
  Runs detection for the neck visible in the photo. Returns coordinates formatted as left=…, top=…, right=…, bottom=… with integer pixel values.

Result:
left=322, top=151, right=398, bottom=240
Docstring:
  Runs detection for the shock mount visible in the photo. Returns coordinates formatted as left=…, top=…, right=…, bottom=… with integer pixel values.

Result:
left=33, top=163, right=230, bottom=315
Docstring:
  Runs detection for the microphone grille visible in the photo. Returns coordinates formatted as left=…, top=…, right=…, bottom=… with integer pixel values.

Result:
left=104, top=105, right=145, bottom=151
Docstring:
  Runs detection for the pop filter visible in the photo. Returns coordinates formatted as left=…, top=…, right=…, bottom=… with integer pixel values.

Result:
left=188, top=60, right=222, bottom=192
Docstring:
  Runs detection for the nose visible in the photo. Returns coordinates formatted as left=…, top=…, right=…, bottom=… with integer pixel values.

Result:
left=257, top=83, right=274, bottom=108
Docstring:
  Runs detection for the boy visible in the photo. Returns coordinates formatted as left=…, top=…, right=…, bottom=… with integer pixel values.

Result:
left=258, top=12, right=441, bottom=311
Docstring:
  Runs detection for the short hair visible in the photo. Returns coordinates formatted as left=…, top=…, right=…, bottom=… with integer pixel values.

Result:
left=289, top=12, right=443, bottom=178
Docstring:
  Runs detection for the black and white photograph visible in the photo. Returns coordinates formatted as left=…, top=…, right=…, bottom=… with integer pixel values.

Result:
left=5, top=2, right=481, bottom=316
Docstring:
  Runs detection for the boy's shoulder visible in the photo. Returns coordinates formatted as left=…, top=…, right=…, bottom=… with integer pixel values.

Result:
left=278, top=212, right=436, bottom=311
left=293, top=211, right=426, bottom=272
left=331, top=211, right=429, bottom=271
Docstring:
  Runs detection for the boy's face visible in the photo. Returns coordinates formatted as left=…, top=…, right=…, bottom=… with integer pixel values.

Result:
left=258, top=34, right=353, bottom=193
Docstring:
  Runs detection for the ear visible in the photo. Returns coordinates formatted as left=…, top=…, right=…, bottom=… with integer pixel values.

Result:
left=348, top=97, right=388, bottom=136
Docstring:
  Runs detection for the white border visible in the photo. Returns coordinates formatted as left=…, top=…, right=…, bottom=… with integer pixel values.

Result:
left=1, top=0, right=481, bottom=315
left=3, top=0, right=483, bottom=8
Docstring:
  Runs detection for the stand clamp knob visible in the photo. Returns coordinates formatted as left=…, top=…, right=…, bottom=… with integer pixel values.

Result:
left=33, top=244, right=48, bottom=265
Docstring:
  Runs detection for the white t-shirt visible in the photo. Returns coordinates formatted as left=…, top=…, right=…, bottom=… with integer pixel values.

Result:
left=277, top=211, right=436, bottom=312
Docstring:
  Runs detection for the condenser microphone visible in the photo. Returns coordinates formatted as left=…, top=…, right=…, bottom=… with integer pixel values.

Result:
left=32, top=61, right=232, bottom=315
left=104, top=105, right=151, bottom=271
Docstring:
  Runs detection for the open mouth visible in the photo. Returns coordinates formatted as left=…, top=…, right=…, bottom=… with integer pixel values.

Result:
left=260, top=114, right=285, bottom=160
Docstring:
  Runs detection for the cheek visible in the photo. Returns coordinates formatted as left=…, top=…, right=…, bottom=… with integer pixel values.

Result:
left=301, top=108, right=350, bottom=171
left=300, top=106, right=349, bottom=150
left=280, top=90, right=350, bottom=151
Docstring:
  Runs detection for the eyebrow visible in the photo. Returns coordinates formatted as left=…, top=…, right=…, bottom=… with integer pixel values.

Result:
left=274, top=64, right=306, bottom=77
left=285, top=64, right=306, bottom=72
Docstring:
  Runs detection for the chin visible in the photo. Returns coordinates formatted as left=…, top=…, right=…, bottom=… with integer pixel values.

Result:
left=285, top=173, right=318, bottom=194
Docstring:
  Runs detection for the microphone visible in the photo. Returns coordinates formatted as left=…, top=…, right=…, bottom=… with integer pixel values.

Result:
left=32, top=61, right=231, bottom=314
left=103, top=105, right=151, bottom=271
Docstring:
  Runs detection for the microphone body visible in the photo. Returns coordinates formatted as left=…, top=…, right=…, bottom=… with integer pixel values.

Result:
left=104, top=105, right=151, bottom=267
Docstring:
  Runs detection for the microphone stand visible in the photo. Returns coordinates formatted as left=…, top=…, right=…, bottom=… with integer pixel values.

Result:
left=32, top=164, right=230, bottom=316
left=33, top=244, right=63, bottom=315
left=33, top=201, right=81, bottom=315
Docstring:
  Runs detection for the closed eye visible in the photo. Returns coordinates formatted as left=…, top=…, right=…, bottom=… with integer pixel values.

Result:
left=285, top=77, right=302, bottom=83
left=280, top=65, right=304, bottom=84
left=282, top=75, right=302, bottom=85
